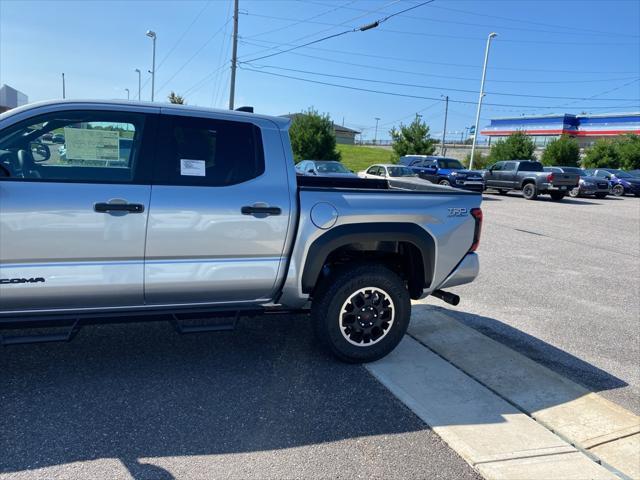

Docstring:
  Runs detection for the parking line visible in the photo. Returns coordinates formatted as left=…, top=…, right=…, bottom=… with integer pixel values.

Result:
left=407, top=305, right=640, bottom=479
left=366, top=336, right=617, bottom=479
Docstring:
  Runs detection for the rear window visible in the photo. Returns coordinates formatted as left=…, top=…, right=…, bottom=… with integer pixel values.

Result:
left=518, top=161, right=543, bottom=172
left=438, top=158, right=464, bottom=169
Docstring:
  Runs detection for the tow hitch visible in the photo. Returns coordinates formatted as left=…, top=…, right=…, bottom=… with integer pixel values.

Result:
left=432, top=289, right=460, bottom=306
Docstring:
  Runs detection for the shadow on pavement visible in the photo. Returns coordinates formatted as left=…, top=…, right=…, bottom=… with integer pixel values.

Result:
left=0, top=316, right=430, bottom=479
left=419, top=304, right=627, bottom=394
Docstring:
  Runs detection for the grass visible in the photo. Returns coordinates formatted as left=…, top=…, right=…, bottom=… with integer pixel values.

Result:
left=337, top=144, right=395, bottom=172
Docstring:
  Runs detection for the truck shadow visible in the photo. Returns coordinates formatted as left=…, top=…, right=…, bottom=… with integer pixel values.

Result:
left=412, top=304, right=628, bottom=394
left=0, top=316, right=431, bottom=479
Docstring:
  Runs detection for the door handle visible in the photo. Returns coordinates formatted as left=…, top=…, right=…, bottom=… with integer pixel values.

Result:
left=241, top=205, right=281, bottom=216
left=94, top=202, right=145, bottom=213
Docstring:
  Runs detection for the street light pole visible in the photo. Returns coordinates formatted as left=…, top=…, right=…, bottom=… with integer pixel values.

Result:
left=441, top=95, right=449, bottom=156
left=373, top=117, right=380, bottom=145
left=62, top=73, right=66, bottom=99
left=125, top=88, right=130, bottom=100
left=135, top=68, right=141, bottom=100
left=146, top=30, right=157, bottom=101
left=470, top=32, right=497, bottom=170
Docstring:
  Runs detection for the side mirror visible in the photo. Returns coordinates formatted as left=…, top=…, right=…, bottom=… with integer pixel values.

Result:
left=309, top=169, right=317, bottom=175
left=30, top=142, right=51, bottom=162
left=604, top=175, right=611, bottom=180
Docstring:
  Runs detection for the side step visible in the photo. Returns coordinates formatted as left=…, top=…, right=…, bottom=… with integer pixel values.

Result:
left=0, top=319, right=82, bottom=346
left=169, top=312, right=240, bottom=334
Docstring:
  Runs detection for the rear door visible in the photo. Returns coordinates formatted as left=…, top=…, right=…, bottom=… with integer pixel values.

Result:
left=144, top=112, right=291, bottom=304
left=0, top=107, right=156, bottom=313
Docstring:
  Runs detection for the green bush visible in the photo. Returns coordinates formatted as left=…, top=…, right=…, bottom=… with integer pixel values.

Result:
left=488, top=131, right=536, bottom=162
left=615, top=134, right=640, bottom=170
left=390, top=117, right=437, bottom=161
left=289, top=108, right=340, bottom=162
left=582, top=134, right=640, bottom=170
left=541, top=135, right=580, bottom=167
left=464, top=151, right=491, bottom=170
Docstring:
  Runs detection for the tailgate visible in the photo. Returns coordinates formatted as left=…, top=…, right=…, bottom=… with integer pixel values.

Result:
left=551, top=173, right=579, bottom=186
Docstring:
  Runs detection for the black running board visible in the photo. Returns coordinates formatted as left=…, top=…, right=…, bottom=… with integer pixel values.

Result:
left=0, top=319, right=82, bottom=346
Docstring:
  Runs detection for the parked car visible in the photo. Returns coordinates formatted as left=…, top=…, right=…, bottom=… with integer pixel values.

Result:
left=483, top=160, right=579, bottom=200
left=295, top=160, right=357, bottom=177
left=358, top=163, right=438, bottom=190
left=627, top=169, right=640, bottom=177
left=51, top=133, right=64, bottom=144
left=587, top=168, right=640, bottom=197
left=543, top=166, right=609, bottom=198
left=0, top=99, right=482, bottom=363
left=399, top=155, right=485, bottom=192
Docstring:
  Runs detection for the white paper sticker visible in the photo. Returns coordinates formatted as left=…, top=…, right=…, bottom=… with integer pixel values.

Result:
left=180, top=159, right=206, bottom=177
left=64, top=128, right=120, bottom=161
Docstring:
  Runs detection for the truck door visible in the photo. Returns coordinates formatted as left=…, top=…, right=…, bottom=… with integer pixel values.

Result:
left=485, top=161, right=504, bottom=187
left=144, top=113, right=292, bottom=304
left=502, top=161, right=518, bottom=188
left=0, top=108, right=155, bottom=313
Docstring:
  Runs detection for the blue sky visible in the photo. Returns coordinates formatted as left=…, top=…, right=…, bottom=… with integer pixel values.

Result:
left=1, top=0, right=639, bottom=141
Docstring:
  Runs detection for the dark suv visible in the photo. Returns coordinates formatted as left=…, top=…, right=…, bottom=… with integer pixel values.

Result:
left=587, top=168, right=640, bottom=197
left=399, top=155, right=485, bottom=192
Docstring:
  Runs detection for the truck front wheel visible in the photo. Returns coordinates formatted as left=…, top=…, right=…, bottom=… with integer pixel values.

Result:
left=311, top=264, right=411, bottom=363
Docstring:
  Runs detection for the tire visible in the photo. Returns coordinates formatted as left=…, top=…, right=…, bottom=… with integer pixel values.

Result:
left=595, top=192, right=608, bottom=199
left=438, top=179, right=451, bottom=186
left=569, top=187, right=580, bottom=198
left=612, top=184, right=625, bottom=197
left=549, top=192, right=566, bottom=201
left=522, top=182, right=538, bottom=200
left=311, top=263, right=411, bottom=363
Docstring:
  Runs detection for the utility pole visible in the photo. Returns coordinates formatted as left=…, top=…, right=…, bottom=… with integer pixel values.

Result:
left=146, top=30, right=157, bottom=101
left=135, top=68, right=141, bottom=100
left=62, top=73, right=66, bottom=99
left=228, top=0, right=239, bottom=110
left=373, top=117, right=380, bottom=145
left=470, top=32, right=497, bottom=170
left=441, top=95, right=449, bottom=156
left=125, top=88, right=130, bottom=100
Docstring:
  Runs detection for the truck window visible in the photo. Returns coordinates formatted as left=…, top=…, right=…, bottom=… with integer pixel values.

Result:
left=503, top=162, right=517, bottom=171
left=0, top=110, right=146, bottom=183
left=159, top=115, right=265, bottom=187
left=518, top=161, right=543, bottom=172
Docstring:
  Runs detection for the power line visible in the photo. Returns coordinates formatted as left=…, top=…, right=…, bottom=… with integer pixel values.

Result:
left=308, top=0, right=640, bottom=39
left=238, top=12, right=639, bottom=46
left=239, top=66, right=640, bottom=110
left=238, top=37, right=639, bottom=75
left=239, top=39, right=638, bottom=85
left=246, top=64, right=640, bottom=102
left=156, top=19, right=231, bottom=94
left=156, top=0, right=213, bottom=72
left=240, top=0, right=435, bottom=64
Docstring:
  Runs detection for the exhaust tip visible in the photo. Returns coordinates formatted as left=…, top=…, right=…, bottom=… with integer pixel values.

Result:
left=432, top=289, right=460, bottom=306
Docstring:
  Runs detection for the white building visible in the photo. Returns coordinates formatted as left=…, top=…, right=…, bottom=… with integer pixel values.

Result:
left=0, top=84, right=28, bottom=113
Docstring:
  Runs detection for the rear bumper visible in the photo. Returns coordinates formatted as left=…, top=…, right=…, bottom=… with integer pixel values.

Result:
left=438, top=252, right=479, bottom=289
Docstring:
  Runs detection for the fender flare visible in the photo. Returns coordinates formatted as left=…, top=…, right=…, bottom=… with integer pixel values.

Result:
left=301, top=222, right=435, bottom=294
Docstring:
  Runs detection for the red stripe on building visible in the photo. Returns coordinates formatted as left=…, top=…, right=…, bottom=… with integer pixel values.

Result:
left=481, top=129, right=640, bottom=136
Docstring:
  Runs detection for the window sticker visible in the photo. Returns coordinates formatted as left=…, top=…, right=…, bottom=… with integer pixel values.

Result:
left=64, top=128, right=119, bottom=161
left=180, top=159, right=206, bottom=177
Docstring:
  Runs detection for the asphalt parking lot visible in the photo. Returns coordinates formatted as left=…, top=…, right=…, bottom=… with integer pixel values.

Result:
left=1, top=193, right=638, bottom=479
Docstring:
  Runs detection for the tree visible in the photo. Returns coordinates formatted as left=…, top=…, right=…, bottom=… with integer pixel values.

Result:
left=615, top=134, right=640, bottom=170
left=582, top=138, right=621, bottom=169
left=488, top=131, right=536, bottom=162
left=463, top=151, right=490, bottom=170
left=541, top=135, right=580, bottom=167
left=289, top=108, right=340, bottom=162
left=168, top=91, right=186, bottom=104
left=390, top=117, right=437, bottom=160
left=582, top=134, right=640, bottom=170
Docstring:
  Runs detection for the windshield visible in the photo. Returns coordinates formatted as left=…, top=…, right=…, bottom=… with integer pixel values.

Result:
left=388, top=166, right=417, bottom=177
left=439, top=158, right=464, bottom=169
left=609, top=169, right=633, bottom=178
left=560, top=167, right=585, bottom=175
left=315, top=162, right=350, bottom=173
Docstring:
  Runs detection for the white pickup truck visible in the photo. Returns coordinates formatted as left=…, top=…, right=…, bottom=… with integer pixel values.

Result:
left=0, top=100, right=482, bottom=362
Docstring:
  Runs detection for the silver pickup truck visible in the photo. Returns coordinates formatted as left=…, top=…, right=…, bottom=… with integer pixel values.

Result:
left=0, top=100, right=482, bottom=362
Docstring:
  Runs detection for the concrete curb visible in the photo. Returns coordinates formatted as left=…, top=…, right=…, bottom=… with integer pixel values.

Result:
left=366, top=336, right=617, bottom=479
left=408, top=306, right=640, bottom=479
